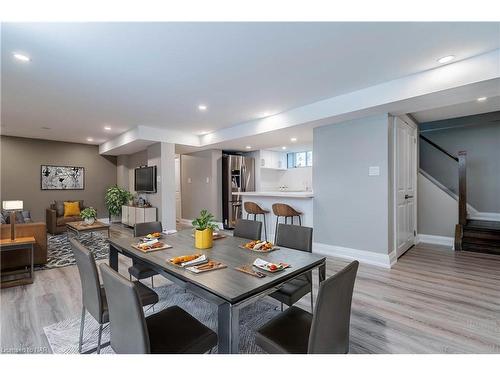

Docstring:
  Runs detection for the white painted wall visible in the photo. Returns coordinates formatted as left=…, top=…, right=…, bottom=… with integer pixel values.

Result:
left=259, top=167, right=312, bottom=191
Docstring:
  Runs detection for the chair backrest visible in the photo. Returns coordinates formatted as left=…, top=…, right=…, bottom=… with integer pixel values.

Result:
left=233, top=219, right=262, bottom=240
left=134, top=221, right=163, bottom=237
left=69, top=238, right=104, bottom=323
left=275, top=224, right=313, bottom=252
left=308, top=260, right=359, bottom=354
left=99, top=263, right=150, bottom=354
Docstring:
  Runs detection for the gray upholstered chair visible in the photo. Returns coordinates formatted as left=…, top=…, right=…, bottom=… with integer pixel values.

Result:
left=99, top=263, right=218, bottom=354
left=233, top=219, right=262, bottom=240
left=70, top=239, right=159, bottom=354
left=128, top=222, right=162, bottom=287
left=269, top=224, right=314, bottom=312
left=256, top=260, right=359, bottom=354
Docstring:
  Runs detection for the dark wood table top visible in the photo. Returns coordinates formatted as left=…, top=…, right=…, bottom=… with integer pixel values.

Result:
left=0, top=236, right=36, bottom=247
left=109, top=230, right=325, bottom=304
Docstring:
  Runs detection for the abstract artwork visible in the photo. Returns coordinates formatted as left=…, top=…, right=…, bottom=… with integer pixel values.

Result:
left=41, top=165, right=85, bottom=190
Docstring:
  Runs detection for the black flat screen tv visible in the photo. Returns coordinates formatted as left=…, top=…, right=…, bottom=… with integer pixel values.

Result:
left=134, top=166, right=157, bottom=193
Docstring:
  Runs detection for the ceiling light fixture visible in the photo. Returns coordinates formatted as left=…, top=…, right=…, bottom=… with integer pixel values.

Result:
left=41, top=126, right=51, bottom=130
left=104, top=126, right=111, bottom=131
left=476, top=97, right=488, bottom=102
left=86, top=137, right=93, bottom=142
left=245, top=146, right=252, bottom=149
left=282, top=146, right=287, bottom=150
left=198, top=104, right=207, bottom=111
left=290, top=137, right=297, bottom=142
left=437, top=55, right=455, bottom=64
left=13, top=52, right=31, bottom=62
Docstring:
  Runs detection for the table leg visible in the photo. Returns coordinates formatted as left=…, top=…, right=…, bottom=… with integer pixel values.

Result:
left=109, top=244, right=118, bottom=271
left=319, top=261, right=326, bottom=283
left=217, top=302, right=239, bottom=354
left=30, top=243, right=34, bottom=282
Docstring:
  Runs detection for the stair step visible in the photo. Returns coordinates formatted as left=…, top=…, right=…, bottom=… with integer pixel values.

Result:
left=466, top=220, right=500, bottom=231
left=463, top=230, right=500, bottom=241
left=462, top=237, right=500, bottom=247
left=462, top=242, right=500, bottom=255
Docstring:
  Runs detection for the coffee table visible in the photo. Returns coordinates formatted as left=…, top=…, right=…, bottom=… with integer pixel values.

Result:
left=66, top=220, right=110, bottom=239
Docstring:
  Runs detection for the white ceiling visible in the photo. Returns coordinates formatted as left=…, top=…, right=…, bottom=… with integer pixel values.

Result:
left=412, top=96, right=500, bottom=123
left=2, top=22, right=500, bottom=147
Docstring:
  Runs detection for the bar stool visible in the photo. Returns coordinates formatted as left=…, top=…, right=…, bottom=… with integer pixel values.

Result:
left=272, top=203, right=303, bottom=243
left=244, top=201, right=270, bottom=241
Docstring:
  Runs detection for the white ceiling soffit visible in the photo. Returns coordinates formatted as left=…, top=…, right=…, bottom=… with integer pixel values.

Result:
left=412, top=95, right=500, bottom=123
left=100, top=49, right=500, bottom=154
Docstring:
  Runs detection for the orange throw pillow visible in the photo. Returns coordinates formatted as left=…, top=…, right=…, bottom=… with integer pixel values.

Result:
left=64, top=201, right=81, bottom=217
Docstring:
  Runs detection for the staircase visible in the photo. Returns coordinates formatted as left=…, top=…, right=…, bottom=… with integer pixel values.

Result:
left=419, top=134, right=500, bottom=255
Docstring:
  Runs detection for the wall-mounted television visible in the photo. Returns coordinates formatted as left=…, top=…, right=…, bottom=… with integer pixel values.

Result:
left=134, top=166, right=157, bottom=193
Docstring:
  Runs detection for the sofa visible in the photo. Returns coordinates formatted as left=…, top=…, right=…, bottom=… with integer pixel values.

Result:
left=0, top=222, right=48, bottom=271
left=46, top=200, right=85, bottom=234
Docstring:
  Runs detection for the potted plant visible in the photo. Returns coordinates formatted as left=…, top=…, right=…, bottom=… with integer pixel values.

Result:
left=105, top=186, right=133, bottom=223
left=80, top=207, right=97, bottom=225
left=192, top=209, right=219, bottom=249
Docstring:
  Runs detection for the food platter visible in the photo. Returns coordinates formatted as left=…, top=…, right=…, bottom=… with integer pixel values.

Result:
left=239, top=240, right=279, bottom=253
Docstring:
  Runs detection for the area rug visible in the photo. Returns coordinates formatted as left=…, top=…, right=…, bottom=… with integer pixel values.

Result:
left=43, top=284, right=279, bottom=354
left=41, top=232, right=109, bottom=270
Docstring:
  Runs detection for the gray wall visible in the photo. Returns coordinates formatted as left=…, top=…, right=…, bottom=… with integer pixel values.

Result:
left=417, top=172, right=457, bottom=237
left=420, top=122, right=500, bottom=213
left=313, top=114, right=391, bottom=254
left=181, top=149, right=222, bottom=221
left=0, top=136, right=117, bottom=222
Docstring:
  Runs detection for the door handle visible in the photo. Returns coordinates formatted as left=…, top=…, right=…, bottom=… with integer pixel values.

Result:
left=405, top=194, right=414, bottom=200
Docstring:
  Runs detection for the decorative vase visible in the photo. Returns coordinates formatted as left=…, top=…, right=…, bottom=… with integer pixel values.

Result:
left=194, top=228, right=213, bottom=249
left=84, top=217, right=95, bottom=225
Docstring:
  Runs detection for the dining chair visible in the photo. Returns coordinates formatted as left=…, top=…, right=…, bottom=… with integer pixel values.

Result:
left=256, top=260, right=359, bottom=354
left=233, top=219, right=262, bottom=240
left=269, top=224, right=314, bottom=312
left=99, top=263, right=218, bottom=354
left=128, top=221, right=162, bottom=287
left=70, top=239, right=159, bottom=354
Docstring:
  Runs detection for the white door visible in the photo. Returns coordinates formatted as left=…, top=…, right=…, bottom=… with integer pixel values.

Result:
left=395, top=117, right=417, bottom=258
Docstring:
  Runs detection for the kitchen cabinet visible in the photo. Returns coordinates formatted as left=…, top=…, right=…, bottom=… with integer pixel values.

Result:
left=122, top=205, right=157, bottom=227
left=260, top=150, right=287, bottom=170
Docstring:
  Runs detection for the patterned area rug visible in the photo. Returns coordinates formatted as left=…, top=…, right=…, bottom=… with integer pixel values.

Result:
left=42, top=232, right=109, bottom=269
left=43, top=284, right=280, bottom=354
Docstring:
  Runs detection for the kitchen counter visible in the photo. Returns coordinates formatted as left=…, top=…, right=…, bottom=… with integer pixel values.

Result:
left=232, top=191, right=313, bottom=198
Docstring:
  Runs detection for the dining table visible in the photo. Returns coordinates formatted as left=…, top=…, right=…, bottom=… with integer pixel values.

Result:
left=108, top=229, right=326, bottom=354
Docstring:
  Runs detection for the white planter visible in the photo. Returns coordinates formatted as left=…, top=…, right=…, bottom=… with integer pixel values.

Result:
left=84, top=217, right=95, bottom=225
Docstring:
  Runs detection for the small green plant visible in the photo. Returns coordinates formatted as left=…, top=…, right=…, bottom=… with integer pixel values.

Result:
left=105, top=186, right=133, bottom=217
left=192, top=209, right=218, bottom=231
left=80, top=207, right=97, bottom=220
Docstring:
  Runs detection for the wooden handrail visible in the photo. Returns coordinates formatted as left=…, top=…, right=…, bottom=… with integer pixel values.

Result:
left=419, top=134, right=459, bottom=162
left=458, top=151, right=467, bottom=226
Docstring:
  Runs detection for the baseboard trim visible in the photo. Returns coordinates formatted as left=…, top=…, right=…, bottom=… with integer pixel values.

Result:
left=469, top=212, right=500, bottom=222
left=416, top=234, right=454, bottom=249
left=313, top=242, right=395, bottom=269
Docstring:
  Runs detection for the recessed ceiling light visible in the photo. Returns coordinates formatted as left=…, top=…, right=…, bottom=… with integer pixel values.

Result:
left=104, top=126, right=111, bottom=131
left=245, top=146, right=252, bottom=149
left=86, top=137, right=93, bottom=142
left=290, top=137, right=297, bottom=142
left=13, top=52, right=31, bottom=62
left=198, top=104, right=207, bottom=111
left=41, top=126, right=51, bottom=130
left=477, top=97, right=488, bottom=102
left=282, top=146, right=287, bottom=150
left=437, top=55, right=455, bottom=64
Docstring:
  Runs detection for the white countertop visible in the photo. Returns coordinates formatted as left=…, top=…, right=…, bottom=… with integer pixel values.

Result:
left=232, top=191, right=314, bottom=198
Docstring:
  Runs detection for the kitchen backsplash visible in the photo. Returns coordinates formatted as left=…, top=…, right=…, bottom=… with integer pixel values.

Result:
left=260, top=167, right=312, bottom=191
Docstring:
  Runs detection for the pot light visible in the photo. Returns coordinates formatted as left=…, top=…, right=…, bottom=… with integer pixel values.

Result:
left=437, top=55, right=455, bottom=64
left=13, top=53, right=31, bottom=62
left=86, top=137, right=93, bottom=142
left=290, top=137, right=297, bottom=142
left=281, top=146, right=287, bottom=150
left=104, top=126, right=111, bottom=131
left=245, top=146, right=252, bottom=149
left=476, top=97, right=488, bottom=102
left=198, top=104, right=207, bottom=111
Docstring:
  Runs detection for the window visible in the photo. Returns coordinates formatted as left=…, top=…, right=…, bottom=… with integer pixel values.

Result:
left=287, top=151, right=313, bottom=168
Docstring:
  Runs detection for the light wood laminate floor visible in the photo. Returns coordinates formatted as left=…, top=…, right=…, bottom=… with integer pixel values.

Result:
left=1, top=225, right=499, bottom=354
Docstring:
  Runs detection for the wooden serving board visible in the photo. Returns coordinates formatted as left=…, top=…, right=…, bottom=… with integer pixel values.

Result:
left=238, top=245, right=280, bottom=253
left=131, top=243, right=172, bottom=253
left=234, top=265, right=266, bottom=278
left=186, top=261, right=227, bottom=274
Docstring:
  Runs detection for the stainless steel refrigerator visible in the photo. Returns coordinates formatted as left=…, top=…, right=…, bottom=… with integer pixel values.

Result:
left=222, top=154, right=255, bottom=229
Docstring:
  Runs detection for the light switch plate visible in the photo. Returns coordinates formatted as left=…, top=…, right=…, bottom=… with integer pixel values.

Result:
left=368, top=166, right=380, bottom=176
left=187, top=177, right=192, bottom=183
left=206, top=177, right=210, bottom=184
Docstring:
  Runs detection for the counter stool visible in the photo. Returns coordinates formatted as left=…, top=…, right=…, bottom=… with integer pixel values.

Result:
left=244, top=201, right=270, bottom=241
left=272, top=203, right=303, bottom=243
